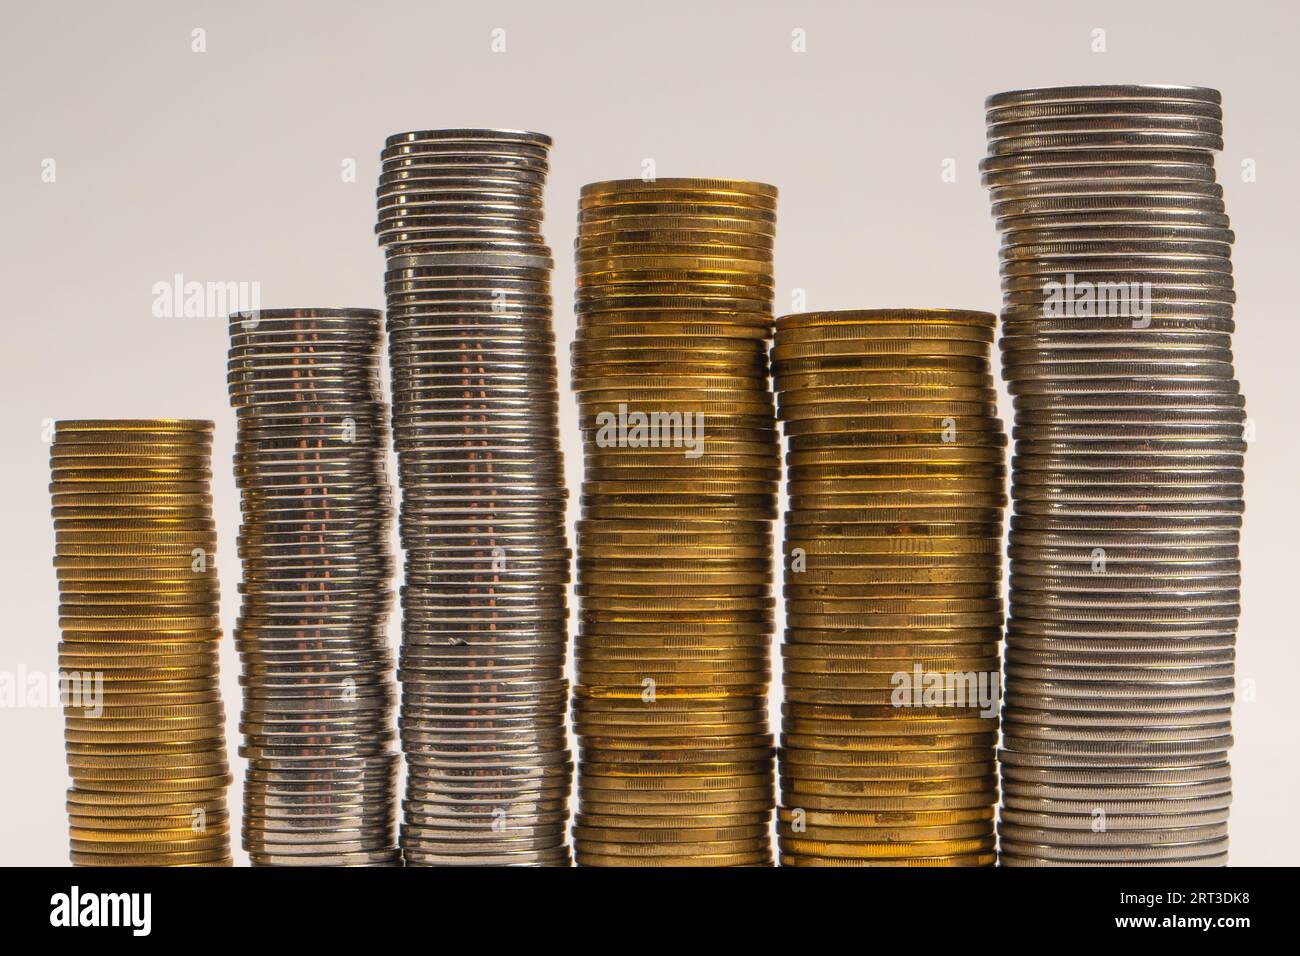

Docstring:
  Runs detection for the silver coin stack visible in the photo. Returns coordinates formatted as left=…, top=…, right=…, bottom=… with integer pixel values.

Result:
left=981, top=85, right=1245, bottom=866
left=227, top=308, right=401, bottom=866
left=375, top=129, right=573, bottom=866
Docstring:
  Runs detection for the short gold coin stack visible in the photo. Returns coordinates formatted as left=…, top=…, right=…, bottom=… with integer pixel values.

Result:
left=772, top=310, right=1006, bottom=867
left=50, top=418, right=233, bottom=866
left=571, top=178, right=780, bottom=866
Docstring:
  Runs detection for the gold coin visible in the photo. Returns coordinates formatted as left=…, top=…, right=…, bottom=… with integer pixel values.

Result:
left=576, top=217, right=775, bottom=240
left=574, top=723, right=769, bottom=742
left=578, top=732, right=771, bottom=751
left=781, top=792, right=995, bottom=812
left=776, top=820, right=993, bottom=842
left=575, top=810, right=769, bottom=829
left=579, top=197, right=776, bottom=219
left=781, top=743, right=992, bottom=765
left=577, top=780, right=770, bottom=800
left=578, top=798, right=770, bottom=818
left=573, top=823, right=769, bottom=845
left=579, top=769, right=771, bottom=789
left=778, top=851, right=993, bottom=867
left=772, top=339, right=990, bottom=361
left=577, top=243, right=772, bottom=265
left=577, top=319, right=770, bottom=339
left=580, top=177, right=778, bottom=200
left=781, top=732, right=996, bottom=753
left=575, top=848, right=769, bottom=866
left=571, top=834, right=771, bottom=856
left=69, top=833, right=230, bottom=856
left=781, top=654, right=997, bottom=674
left=63, top=738, right=225, bottom=762
left=576, top=641, right=768, bottom=658
left=777, top=309, right=994, bottom=331
left=579, top=619, right=771, bottom=636
left=781, top=688, right=995, bottom=707
left=577, top=252, right=772, bottom=274
left=69, top=808, right=228, bottom=827
left=772, top=357, right=992, bottom=379
left=781, top=718, right=996, bottom=740
left=776, top=321, right=994, bottom=344
left=780, top=775, right=997, bottom=796
left=778, top=836, right=995, bottom=859
left=777, top=805, right=992, bottom=826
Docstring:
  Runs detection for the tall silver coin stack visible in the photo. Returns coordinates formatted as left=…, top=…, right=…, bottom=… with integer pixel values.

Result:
left=981, top=85, right=1245, bottom=866
left=375, top=129, right=573, bottom=866
left=227, top=308, right=401, bottom=866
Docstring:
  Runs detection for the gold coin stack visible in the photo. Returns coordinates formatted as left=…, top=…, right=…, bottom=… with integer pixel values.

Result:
left=571, top=177, right=780, bottom=867
left=772, top=310, right=1006, bottom=867
left=50, top=419, right=233, bottom=867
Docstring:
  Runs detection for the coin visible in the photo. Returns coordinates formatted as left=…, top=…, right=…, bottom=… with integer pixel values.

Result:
left=983, top=84, right=1242, bottom=866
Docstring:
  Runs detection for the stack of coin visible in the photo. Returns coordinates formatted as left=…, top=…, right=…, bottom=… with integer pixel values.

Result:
left=227, top=308, right=400, bottom=866
left=50, top=419, right=232, bottom=867
left=375, top=129, right=572, bottom=866
left=772, top=309, right=1005, bottom=867
left=571, top=178, right=780, bottom=867
left=982, top=85, right=1244, bottom=866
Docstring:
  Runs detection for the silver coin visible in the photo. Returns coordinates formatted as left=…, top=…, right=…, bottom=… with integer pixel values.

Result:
left=999, top=749, right=1231, bottom=773
left=988, top=129, right=1224, bottom=156
left=998, top=837, right=1228, bottom=865
left=987, top=85, right=1221, bottom=110
left=389, top=328, right=556, bottom=346
left=1004, top=758, right=1234, bottom=791
left=983, top=163, right=1219, bottom=192
left=378, top=159, right=548, bottom=180
left=991, top=187, right=1225, bottom=217
left=981, top=148, right=1218, bottom=178
left=377, top=133, right=572, bottom=864
left=377, top=171, right=547, bottom=194
left=1001, top=239, right=1233, bottom=264
left=384, top=128, right=551, bottom=148
left=988, top=113, right=1224, bottom=139
left=986, top=97, right=1221, bottom=125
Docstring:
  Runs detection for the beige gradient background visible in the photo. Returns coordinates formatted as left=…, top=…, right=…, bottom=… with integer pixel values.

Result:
left=1, top=0, right=1295, bottom=866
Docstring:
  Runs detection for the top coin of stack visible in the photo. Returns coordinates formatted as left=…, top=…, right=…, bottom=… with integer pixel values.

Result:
left=571, top=177, right=780, bottom=867
left=772, top=309, right=1005, bottom=867
left=227, top=308, right=401, bottom=866
left=982, top=84, right=1244, bottom=866
left=376, top=129, right=573, bottom=866
left=50, top=419, right=233, bottom=867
